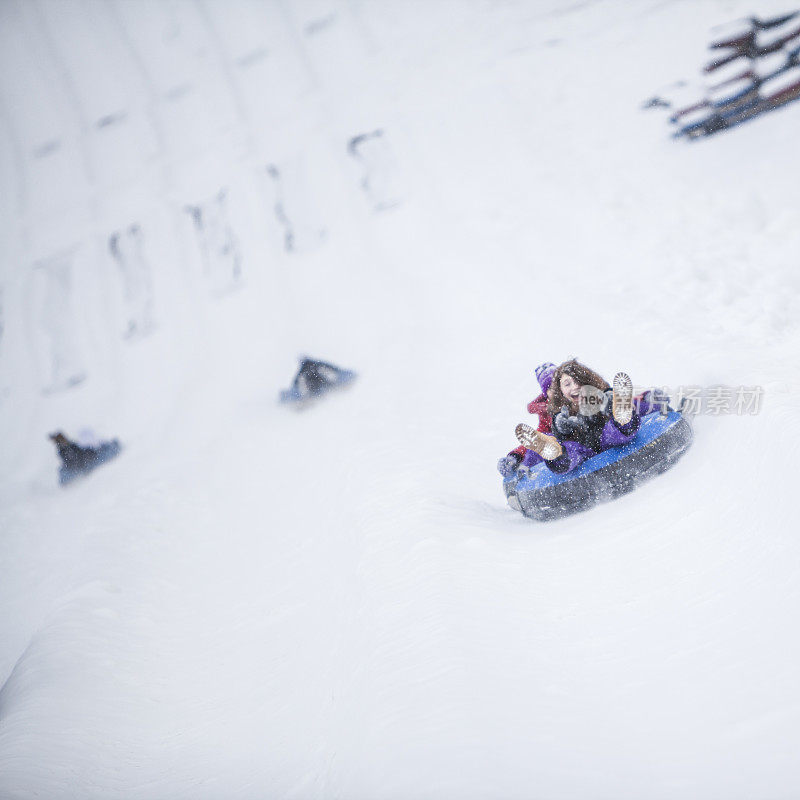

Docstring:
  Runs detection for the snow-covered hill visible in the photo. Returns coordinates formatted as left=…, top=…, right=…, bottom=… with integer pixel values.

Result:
left=1, top=1, right=799, bottom=797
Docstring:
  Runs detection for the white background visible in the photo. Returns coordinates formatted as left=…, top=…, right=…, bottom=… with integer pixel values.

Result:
left=1, top=1, right=799, bottom=797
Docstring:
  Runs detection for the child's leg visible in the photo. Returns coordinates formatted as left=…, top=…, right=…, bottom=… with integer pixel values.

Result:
left=601, top=409, right=641, bottom=449
left=545, top=441, right=595, bottom=474
left=521, top=449, right=544, bottom=468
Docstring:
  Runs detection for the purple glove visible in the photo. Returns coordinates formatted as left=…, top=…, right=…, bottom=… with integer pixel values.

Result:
left=497, top=454, right=522, bottom=477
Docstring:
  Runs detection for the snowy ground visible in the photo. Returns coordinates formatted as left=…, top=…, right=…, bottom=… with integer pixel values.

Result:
left=1, top=1, right=800, bottom=797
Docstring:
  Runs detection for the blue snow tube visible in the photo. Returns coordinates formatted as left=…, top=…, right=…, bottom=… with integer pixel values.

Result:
left=502, top=411, right=693, bottom=522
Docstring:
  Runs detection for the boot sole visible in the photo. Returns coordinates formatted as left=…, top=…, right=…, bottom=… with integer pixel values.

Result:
left=515, top=423, right=563, bottom=461
left=613, top=372, right=633, bottom=426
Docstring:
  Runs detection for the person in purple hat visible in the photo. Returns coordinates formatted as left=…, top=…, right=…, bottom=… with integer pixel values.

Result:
left=496, top=362, right=556, bottom=477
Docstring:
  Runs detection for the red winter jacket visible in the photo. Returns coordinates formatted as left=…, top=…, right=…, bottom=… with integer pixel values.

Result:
left=508, top=393, right=553, bottom=458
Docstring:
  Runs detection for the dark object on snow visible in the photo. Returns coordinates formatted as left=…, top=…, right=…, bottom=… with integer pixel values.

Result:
left=642, top=96, right=672, bottom=109
left=502, top=411, right=693, bottom=522
left=49, top=431, right=122, bottom=486
left=280, top=358, right=357, bottom=405
left=650, top=11, right=800, bottom=139
left=709, top=13, right=800, bottom=52
left=752, top=11, right=800, bottom=30
left=705, top=16, right=800, bottom=68
left=674, top=66, right=800, bottom=139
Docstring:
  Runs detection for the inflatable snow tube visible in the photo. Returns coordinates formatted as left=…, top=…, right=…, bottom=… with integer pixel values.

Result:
left=503, top=411, right=693, bottom=522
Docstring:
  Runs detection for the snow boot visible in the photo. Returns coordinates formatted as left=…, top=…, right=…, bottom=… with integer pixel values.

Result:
left=515, top=423, right=563, bottom=462
left=612, top=372, right=634, bottom=426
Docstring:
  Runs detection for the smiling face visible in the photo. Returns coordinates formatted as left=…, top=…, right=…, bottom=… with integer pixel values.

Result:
left=559, top=374, right=581, bottom=410
left=547, top=360, right=611, bottom=417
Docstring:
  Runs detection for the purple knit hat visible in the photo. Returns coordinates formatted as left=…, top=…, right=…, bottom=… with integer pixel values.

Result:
left=535, top=362, right=556, bottom=394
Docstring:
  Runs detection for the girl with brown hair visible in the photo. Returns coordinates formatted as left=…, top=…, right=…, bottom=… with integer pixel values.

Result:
left=546, top=360, right=610, bottom=416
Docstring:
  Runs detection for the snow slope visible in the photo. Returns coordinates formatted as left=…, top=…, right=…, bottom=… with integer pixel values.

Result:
left=1, top=0, right=800, bottom=797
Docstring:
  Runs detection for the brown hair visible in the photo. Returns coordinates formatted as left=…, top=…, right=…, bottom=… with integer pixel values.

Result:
left=547, top=359, right=610, bottom=415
